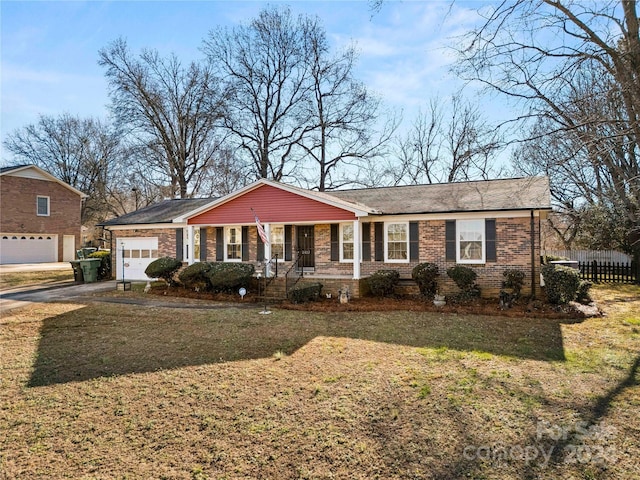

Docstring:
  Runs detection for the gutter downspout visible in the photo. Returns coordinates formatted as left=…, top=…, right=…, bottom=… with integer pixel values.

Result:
left=531, top=210, right=536, bottom=299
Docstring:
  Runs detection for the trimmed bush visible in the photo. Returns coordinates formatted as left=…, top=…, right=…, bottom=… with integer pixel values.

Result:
left=207, top=262, right=255, bottom=293
left=576, top=280, right=593, bottom=303
left=447, top=265, right=478, bottom=291
left=178, top=262, right=213, bottom=290
left=502, top=269, right=525, bottom=297
left=366, top=269, right=400, bottom=297
left=289, top=283, right=323, bottom=303
left=145, top=256, right=183, bottom=286
left=447, top=265, right=480, bottom=301
left=88, top=250, right=111, bottom=280
left=541, top=264, right=581, bottom=304
left=412, top=262, right=439, bottom=298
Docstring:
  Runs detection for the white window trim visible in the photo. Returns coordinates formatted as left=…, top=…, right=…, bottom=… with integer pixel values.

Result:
left=456, top=219, right=486, bottom=264
left=384, top=221, right=410, bottom=263
left=37, top=196, right=50, bottom=216
left=339, top=223, right=354, bottom=263
left=269, top=224, right=285, bottom=262
left=224, top=226, right=242, bottom=262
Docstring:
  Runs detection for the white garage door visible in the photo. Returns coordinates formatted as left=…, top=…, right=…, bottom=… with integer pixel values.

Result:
left=115, top=237, right=159, bottom=281
left=0, top=234, right=57, bottom=264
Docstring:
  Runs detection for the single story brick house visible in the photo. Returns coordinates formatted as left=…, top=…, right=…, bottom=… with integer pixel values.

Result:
left=1, top=164, right=87, bottom=264
left=101, top=176, right=551, bottom=298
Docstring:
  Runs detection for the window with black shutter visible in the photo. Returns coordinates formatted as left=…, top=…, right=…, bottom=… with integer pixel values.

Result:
left=215, top=227, right=223, bottom=261
left=330, top=224, right=339, bottom=261
left=175, top=228, right=184, bottom=261
left=445, top=221, right=456, bottom=261
left=200, top=228, right=208, bottom=261
left=242, top=226, right=249, bottom=261
left=485, top=219, right=497, bottom=262
left=374, top=222, right=384, bottom=261
left=409, top=221, right=419, bottom=261
left=361, top=222, right=371, bottom=261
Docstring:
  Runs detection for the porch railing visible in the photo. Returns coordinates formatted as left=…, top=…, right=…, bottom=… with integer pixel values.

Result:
left=284, top=254, right=304, bottom=299
left=258, top=255, right=279, bottom=299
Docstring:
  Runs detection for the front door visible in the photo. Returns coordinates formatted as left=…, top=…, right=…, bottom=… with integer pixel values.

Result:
left=296, top=226, right=315, bottom=271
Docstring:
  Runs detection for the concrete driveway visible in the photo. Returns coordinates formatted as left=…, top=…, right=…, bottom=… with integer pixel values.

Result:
left=0, top=280, right=118, bottom=313
left=0, top=260, right=117, bottom=313
left=0, top=262, right=73, bottom=273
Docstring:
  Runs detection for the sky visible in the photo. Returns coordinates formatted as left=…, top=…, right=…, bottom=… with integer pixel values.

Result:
left=1, top=0, right=501, bottom=164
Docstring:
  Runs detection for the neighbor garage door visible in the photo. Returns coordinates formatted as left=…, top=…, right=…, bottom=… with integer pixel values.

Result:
left=0, top=234, right=57, bottom=264
left=115, top=237, right=159, bottom=281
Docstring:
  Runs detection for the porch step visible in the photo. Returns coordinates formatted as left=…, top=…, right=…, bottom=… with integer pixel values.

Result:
left=395, top=279, right=420, bottom=296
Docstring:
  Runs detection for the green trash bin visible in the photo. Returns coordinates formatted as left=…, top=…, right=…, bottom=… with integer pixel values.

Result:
left=69, top=261, right=84, bottom=283
left=80, top=258, right=101, bottom=283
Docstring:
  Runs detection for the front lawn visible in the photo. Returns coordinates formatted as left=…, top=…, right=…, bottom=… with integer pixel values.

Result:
left=0, top=285, right=638, bottom=479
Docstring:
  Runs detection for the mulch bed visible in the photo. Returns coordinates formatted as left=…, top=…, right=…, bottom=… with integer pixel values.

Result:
left=147, top=285, right=595, bottom=319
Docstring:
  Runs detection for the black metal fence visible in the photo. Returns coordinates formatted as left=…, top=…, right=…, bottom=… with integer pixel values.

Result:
left=578, top=260, right=640, bottom=284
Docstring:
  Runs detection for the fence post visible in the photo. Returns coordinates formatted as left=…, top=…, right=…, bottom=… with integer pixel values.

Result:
left=592, top=260, right=598, bottom=283
left=634, top=260, right=640, bottom=285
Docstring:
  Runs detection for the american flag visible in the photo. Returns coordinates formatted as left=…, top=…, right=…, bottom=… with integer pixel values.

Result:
left=254, top=211, right=269, bottom=246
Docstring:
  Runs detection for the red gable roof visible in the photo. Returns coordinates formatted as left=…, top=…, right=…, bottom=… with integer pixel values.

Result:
left=188, top=184, right=357, bottom=225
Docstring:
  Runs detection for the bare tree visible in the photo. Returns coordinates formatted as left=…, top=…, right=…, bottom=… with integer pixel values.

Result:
left=3, top=113, right=122, bottom=224
left=513, top=64, right=639, bottom=253
left=391, top=95, right=503, bottom=186
left=99, top=38, right=228, bottom=199
left=202, top=6, right=318, bottom=182
left=299, top=31, right=394, bottom=191
left=455, top=0, right=640, bottom=255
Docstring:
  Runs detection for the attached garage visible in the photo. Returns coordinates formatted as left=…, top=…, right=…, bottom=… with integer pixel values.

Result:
left=0, top=234, right=57, bottom=264
left=115, top=237, right=159, bottom=281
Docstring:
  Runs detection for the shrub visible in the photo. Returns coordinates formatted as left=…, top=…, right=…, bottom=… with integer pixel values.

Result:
left=541, top=264, right=581, bottom=304
left=366, top=269, right=400, bottom=297
left=144, top=257, right=183, bottom=286
left=88, top=250, right=111, bottom=280
left=178, top=262, right=213, bottom=290
left=576, top=280, right=593, bottom=303
left=412, top=262, right=439, bottom=298
left=289, top=283, right=323, bottom=303
left=447, top=265, right=480, bottom=302
left=207, top=262, right=255, bottom=293
left=502, top=269, right=525, bottom=297
left=447, top=265, right=478, bottom=291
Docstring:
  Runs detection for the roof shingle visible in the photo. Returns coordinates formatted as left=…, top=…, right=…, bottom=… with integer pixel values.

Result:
left=330, top=177, right=551, bottom=214
left=100, top=198, right=216, bottom=226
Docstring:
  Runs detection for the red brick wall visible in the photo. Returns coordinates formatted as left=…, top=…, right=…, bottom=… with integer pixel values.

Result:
left=0, top=175, right=82, bottom=261
left=360, top=218, right=540, bottom=297
left=112, top=217, right=541, bottom=297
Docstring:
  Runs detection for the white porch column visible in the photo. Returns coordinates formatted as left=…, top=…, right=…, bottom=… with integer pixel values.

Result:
left=353, top=218, right=361, bottom=279
left=187, top=225, right=195, bottom=265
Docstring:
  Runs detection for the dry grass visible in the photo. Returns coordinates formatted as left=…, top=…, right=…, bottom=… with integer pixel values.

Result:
left=0, top=270, right=74, bottom=289
left=0, top=284, right=638, bottom=479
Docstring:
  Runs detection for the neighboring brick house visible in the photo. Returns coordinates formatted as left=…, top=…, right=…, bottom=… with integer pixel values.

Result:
left=0, top=165, right=86, bottom=264
left=102, top=177, right=551, bottom=298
